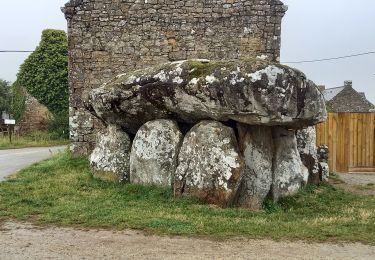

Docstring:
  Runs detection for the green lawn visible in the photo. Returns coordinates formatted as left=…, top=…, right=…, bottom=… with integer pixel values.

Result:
left=0, top=131, right=69, bottom=150
left=0, top=152, right=374, bottom=244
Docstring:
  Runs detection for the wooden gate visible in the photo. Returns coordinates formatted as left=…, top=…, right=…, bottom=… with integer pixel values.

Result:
left=316, top=113, right=375, bottom=173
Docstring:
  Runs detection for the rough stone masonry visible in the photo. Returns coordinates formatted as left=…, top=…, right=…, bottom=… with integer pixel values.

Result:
left=63, top=0, right=287, bottom=155
left=63, top=0, right=328, bottom=208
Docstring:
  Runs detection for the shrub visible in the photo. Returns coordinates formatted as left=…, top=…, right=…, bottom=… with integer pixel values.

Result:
left=47, top=111, right=69, bottom=139
left=0, top=79, right=11, bottom=113
left=10, top=81, right=27, bottom=121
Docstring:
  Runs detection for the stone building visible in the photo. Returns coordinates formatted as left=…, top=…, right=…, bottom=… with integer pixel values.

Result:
left=62, top=0, right=288, bottom=155
left=321, top=81, right=375, bottom=112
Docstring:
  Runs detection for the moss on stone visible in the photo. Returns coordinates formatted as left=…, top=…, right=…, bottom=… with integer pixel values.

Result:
left=102, top=58, right=306, bottom=90
left=186, top=60, right=224, bottom=80
left=185, top=58, right=273, bottom=81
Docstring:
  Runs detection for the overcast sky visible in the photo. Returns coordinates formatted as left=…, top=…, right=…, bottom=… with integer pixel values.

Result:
left=1, top=0, right=374, bottom=103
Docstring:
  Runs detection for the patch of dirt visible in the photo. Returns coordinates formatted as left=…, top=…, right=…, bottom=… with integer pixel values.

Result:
left=338, top=173, right=375, bottom=186
left=1, top=221, right=375, bottom=260
left=330, top=173, right=375, bottom=196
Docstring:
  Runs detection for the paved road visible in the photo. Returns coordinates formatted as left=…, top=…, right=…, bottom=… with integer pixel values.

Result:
left=0, top=146, right=67, bottom=181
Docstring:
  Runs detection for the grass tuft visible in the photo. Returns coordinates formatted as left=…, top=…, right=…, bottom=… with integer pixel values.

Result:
left=0, top=152, right=374, bottom=244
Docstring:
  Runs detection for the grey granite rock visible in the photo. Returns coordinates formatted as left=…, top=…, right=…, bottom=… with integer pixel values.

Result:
left=234, top=124, right=273, bottom=210
left=174, top=121, right=243, bottom=207
left=130, top=119, right=183, bottom=187
left=89, top=59, right=327, bottom=134
left=272, top=127, right=309, bottom=200
left=89, top=125, right=131, bottom=182
left=296, top=126, right=321, bottom=184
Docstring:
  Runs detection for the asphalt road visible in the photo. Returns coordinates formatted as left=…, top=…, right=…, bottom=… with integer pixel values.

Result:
left=0, top=146, right=67, bottom=181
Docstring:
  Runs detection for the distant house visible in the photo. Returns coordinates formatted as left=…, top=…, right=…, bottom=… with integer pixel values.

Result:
left=320, top=81, right=375, bottom=112
left=1, top=111, right=9, bottom=120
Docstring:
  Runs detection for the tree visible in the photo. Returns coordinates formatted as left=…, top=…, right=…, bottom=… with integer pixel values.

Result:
left=17, top=29, right=68, bottom=116
left=0, top=79, right=11, bottom=113
left=10, top=81, right=27, bottom=122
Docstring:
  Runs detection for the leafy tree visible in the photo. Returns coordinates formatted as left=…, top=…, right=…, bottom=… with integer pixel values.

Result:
left=0, top=79, right=11, bottom=113
left=17, top=29, right=68, bottom=116
left=10, top=81, right=27, bottom=121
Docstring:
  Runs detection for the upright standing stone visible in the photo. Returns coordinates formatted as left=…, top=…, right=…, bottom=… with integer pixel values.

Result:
left=296, top=126, right=321, bottom=184
left=89, top=125, right=131, bottom=182
left=272, top=127, right=309, bottom=200
left=130, top=120, right=183, bottom=187
left=235, top=124, right=273, bottom=210
left=175, top=121, right=243, bottom=207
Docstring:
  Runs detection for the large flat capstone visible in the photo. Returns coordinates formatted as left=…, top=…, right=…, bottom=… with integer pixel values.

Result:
left=88, top=59, right=326, bottom=134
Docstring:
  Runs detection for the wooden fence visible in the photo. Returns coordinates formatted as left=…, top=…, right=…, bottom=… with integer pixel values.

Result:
left=316, top=113, right=375, bottom=173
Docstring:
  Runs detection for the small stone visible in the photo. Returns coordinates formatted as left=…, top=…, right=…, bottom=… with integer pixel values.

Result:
left=317, top=145, right=329, bottom=163
left=320, top=162, right=330, bottom=182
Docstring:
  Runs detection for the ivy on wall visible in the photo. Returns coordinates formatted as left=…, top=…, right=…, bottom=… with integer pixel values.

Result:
left=17, top=29, right=68, bottom=116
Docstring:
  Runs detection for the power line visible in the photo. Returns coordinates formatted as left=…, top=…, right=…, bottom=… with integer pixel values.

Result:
left=0, top=50, right=33, bottom=53
left=1, top=50, right=375, bottom=64
left=282, top=51, right=375, bottom=64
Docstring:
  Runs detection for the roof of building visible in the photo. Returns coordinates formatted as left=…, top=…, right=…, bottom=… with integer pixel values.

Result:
left=322, top=86, right=345, bottom=101
left=321, top=83, right=375, bottom=112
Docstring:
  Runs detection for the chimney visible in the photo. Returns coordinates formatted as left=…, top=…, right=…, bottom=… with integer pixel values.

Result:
left=344, top=80, right=352, bottom=88
left=317, top=85, right=326, bottom=91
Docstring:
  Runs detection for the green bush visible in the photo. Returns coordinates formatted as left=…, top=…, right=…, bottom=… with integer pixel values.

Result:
left=47, top=111, right=69, bottom=139
left=10, top=81, right=27, bottom=121
left=0, top=79, right=11, bottom=113
left=17, top=29, right=68, bottom=116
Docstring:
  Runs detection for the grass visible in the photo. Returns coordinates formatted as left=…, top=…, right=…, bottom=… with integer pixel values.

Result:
left=0, top=152, right=374, bottom=244
left=0, top=131, right=69, bottom=150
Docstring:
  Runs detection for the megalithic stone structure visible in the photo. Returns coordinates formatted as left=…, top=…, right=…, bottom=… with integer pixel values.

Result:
left=62, top=0, right=287, bottom=155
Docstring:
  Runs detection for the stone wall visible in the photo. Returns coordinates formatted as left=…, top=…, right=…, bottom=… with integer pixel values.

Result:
left=63, top=0, right=287, bottom=155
